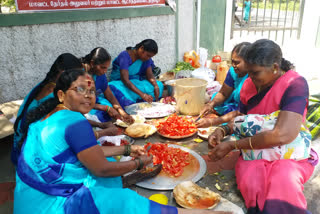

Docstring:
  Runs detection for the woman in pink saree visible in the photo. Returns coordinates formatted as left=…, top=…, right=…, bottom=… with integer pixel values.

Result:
left=208, top=39, right=318, bottom=213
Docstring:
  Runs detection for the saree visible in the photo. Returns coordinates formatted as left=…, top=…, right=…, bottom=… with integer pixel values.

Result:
left=211, top=66, right=248, bottom=115
left=109, top=51, right=164, bottom=107
left=14, top=110, right=162, bottom=214
left=244, top=1, right=251, bottom=22
left=234, top=70, right=317, bottom=213
left=12, top=84, right=54, bottom=165
left=87, top=74, right=112, bottom=122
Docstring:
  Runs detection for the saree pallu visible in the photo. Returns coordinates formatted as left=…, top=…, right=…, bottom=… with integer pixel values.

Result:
left=12, top=84, right=54, bottom=165
left=211, top=67, right=248, bottom=115
left=109, top=59, right=163, bottom=108
left=14, top=110, right=156, bottom=214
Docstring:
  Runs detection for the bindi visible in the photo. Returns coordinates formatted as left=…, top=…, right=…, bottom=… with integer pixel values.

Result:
left=86, top=75, right=93, bottom=87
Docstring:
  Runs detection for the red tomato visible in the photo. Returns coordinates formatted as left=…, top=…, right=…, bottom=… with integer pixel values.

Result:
left=144, top=143, right=190, bottom=177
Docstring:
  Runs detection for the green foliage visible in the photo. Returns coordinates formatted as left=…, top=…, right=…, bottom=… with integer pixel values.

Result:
left=167, top=62, right=195, bottom=73
left=1, top=0, right=16, bottom=12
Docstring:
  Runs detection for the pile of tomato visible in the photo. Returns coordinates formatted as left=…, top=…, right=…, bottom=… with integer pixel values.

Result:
left=144, top=142, right=190, bottom=177
left=156, top=114, right=197, bottom=137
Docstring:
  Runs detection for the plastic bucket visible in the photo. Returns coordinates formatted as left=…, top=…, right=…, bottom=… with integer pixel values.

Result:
left=174, top=78, right=208, bottom=116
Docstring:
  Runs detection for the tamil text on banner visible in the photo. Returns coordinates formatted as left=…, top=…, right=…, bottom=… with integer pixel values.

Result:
left=16, top=0, right=166, bottom=12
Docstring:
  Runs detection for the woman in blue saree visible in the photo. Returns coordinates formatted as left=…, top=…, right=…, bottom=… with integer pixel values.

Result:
left=197, top=42, right=250, bottom=128
left=109, top=39, right=164, bottom=107
left=81, top=47, right=134, bottom=124
left=12, top=53, right=83, bottom=165
left=14, top=69, right=223, bottom=214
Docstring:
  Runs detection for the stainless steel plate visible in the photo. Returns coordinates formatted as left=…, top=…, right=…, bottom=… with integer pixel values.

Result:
left=135, top=144, right=207, bottom=190
left=124, top=102, right=175, bottom=119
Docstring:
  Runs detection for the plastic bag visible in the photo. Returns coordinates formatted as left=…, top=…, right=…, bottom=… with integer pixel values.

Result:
left=206, top=81, right=222, bottom=97
left=198, top=47, right=208, bottom=68
left=191, top=67, right=215, bottom=83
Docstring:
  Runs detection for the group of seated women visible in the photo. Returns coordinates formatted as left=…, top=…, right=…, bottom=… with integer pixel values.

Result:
left=12, top=39, right=229, bottom=214
left=12, top=38, right=318, bottom=214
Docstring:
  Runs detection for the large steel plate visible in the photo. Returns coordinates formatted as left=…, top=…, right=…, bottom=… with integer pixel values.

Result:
left=135, top=144, right=207, bottom=190
left=124, top=102, right=175, bottom=119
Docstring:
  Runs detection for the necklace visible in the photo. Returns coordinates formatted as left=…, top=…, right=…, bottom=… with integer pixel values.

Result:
left=57, top=104, right=70, bottom=110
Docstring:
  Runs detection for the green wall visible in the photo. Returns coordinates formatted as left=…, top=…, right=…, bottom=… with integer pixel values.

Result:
left=200, top=0, right=226, bottom=57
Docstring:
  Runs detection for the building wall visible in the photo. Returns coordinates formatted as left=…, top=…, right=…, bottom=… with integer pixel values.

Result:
left=177, top=0, right=196, bottom=61
left=0, top=12, right=175, bottom=103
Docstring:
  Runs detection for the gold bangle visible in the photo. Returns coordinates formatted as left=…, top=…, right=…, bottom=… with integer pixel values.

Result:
left=234, top=140, right=238, bottom=150
left=249, top=137, right=254, bottom=150
left=215, top=127, right=226, bottom=137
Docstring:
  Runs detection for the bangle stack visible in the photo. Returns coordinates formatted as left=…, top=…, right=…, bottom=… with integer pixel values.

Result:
left=135, top=157, right=144, bottom=170
left=216, top=126, right=226, bottom=137
left=105, top=106, right=110, bottom=112
left=124, top=145, right=131, bottom=156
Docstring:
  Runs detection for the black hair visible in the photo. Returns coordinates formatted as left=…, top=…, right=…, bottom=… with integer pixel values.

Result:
left=14, top=53, right=82, bottom=133
left=126, top=39, right=158, bottom=54
left=18, top=69, right=86, bottom=149
left=80, top=47, right=111, bottom=65
left=244, top=39, right=294, bottom=72
left=231, top=42, right=251, bottom=59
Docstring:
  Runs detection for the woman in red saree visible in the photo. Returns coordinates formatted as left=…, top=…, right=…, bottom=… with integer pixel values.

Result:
left=208, top=39, right=318, bottom=214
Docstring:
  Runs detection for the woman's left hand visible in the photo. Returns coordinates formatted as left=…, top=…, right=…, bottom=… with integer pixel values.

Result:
left=122, top=114, right=134, bottom=125
left=130, top=145, right=146, bottom=157
left=154, top=86, right=160, bottom=101
left=208, top=141, right=233, bottom=161
left=142, top=94, right=154, bottom=103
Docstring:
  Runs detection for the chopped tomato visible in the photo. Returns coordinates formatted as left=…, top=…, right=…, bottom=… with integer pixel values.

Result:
left=156, top=114, right=197, bottom=137
left=144, top=142, right=191, bottom=177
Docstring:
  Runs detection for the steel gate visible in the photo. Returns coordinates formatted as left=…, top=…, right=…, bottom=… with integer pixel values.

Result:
left=231, top=0, right=305, bottom=45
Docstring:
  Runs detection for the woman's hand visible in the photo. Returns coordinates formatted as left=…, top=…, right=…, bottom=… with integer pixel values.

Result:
left=199, top=102, right=214, bottom=118
left=107, top=107, right=121, bottom=120
left=137, top=154, right=153, bottom=167
left=142, top=93, right=153, bottom=103
left=98, top=121, right=114, bottom=129
left=207, top=128, right=225, bottom=148
left=196, top=118, right=219, bottom=128
left=208, top=141, right=234, bottom=161
left=154, top=85, right=160, bottom=101
left=122, top=113, right=134, bottom=125
left=130, top=145, right=147, bottom=157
